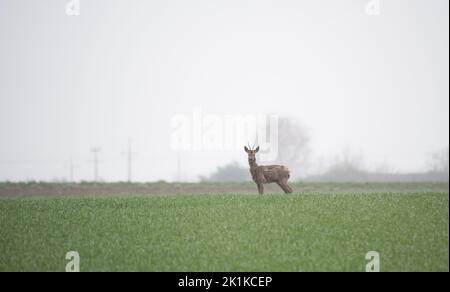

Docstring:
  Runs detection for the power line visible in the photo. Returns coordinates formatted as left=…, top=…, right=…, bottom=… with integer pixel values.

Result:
left=69, top=158, right=74, bottom=182
left=90, top=147, right=101, bottom=182
left=177, top=155, right=181, bottom=182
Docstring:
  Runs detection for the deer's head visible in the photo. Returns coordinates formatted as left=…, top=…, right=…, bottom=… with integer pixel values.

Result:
left=244, top=145, right=259, bottom=164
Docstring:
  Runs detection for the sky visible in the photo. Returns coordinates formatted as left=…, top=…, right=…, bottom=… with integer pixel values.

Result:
left=0, top=0, right=448, bottom=182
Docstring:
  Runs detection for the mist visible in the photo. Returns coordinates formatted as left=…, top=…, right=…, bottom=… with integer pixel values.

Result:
left=0, top=0, right=448, bottom=182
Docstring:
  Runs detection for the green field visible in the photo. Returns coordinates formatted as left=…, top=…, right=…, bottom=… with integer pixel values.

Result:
left=0, top=184, right=448, bottom=272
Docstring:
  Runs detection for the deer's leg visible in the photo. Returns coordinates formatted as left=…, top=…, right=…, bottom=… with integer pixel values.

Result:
left=278, top=180, right=293, bottom=194
left=285, top=183, right=293, bottom=193
left=257, top=183, right=264, bottom=195
left=276, top=181, right=290, bottom=194
left=283, top=178, right=293, bottom=193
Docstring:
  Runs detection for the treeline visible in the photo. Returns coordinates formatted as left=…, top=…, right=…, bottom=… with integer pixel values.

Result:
left=204, top=160, right=449, bottom=182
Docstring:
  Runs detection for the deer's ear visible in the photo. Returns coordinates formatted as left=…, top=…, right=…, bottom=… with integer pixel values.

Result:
left=244, top=146, right=249, bottom=153
left=255, top=146, right=260, bottom=153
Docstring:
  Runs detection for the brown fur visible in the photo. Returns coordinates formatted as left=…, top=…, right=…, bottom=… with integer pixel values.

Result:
left=244, top=146, right=293, bottom=195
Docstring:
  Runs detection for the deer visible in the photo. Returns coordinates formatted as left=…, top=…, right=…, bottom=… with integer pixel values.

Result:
left=244, top=145, right=293, bottom=195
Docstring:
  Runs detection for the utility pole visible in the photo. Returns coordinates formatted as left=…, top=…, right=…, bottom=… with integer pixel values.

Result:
left=69, top=158, right=74, bottom=182
left=91, top=147, right=101, bottom=182
left=177, top=155, right=181, bottom=182
left=127, top=140, right=132, bottom=182
left=64, top=158, right=75, bottom=182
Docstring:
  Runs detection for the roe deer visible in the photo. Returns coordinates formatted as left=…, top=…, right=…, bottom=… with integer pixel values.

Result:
left=244, top=145, right=293, bottom=195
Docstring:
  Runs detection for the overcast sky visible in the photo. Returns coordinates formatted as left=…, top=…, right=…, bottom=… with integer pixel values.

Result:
left=0, top=0, right=448, bottom=182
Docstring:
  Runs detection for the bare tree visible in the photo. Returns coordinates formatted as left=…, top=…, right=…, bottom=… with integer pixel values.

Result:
left=207, top=161, right=250, bottom=182
left=331, top=146, right=364, bottom=171
left=206, top=117, right=311, bottom=182
left=428, top=147, right=449, bottom=174
left=314, top=147, right=368, bottom=182
left=275, top=117, right=311, bottom=179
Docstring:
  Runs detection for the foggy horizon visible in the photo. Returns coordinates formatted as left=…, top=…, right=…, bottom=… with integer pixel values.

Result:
left=0, top=0, right=448, bottom=182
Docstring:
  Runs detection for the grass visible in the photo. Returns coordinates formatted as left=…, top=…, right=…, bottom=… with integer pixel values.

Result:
left=0, top=190, right=448, bottom=271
